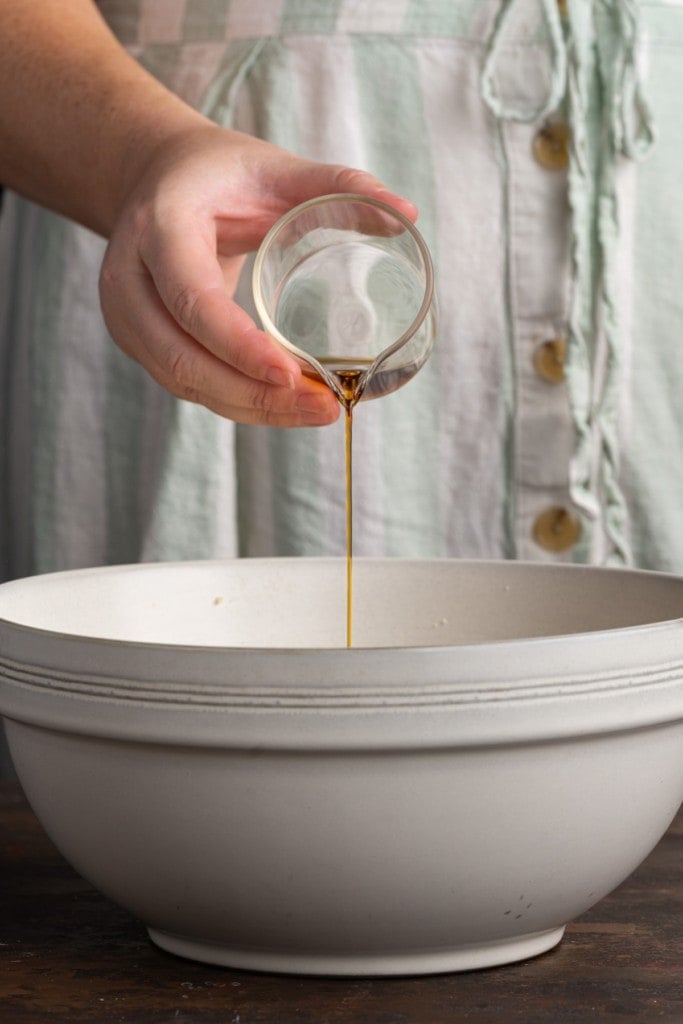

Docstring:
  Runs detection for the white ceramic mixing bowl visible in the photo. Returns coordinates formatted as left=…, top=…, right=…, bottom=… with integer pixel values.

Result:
left=0, top=558, right=682, bottom=976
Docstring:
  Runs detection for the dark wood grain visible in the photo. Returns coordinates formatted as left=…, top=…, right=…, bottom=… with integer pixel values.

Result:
left=1, top=782, right=682, bottom=1023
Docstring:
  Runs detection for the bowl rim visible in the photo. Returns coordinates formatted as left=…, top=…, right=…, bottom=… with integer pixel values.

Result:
left=1, top=559, right=683, bottom=749
left=0, top=556, right=682, bottom=649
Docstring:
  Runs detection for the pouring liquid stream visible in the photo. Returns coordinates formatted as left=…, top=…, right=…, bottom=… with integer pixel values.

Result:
left=308, top=357, right=417, bottom=648
left=344, top=393, right=354, bottom=650
left=316, top=360, right=364, bottom=649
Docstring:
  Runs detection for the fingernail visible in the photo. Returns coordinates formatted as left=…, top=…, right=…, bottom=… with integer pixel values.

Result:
left=266, top=366, right=295, bottom=388
left=296, top=391, right=334, bottom=414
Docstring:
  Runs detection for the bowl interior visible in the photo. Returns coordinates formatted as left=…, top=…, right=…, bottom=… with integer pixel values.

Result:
left=0, top=559, right=681, bottom=649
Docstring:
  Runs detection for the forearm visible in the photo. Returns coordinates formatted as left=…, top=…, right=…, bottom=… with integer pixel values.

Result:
left=0, top=0, right=209, bottom=236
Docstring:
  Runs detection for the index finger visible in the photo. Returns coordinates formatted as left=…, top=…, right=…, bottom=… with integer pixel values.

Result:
left=142, top=222, right=303, bottom=388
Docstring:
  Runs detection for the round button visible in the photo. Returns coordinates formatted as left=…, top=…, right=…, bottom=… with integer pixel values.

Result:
left=532, top=507, right=581, bottom=552
left=532, top=122, right=570, bottom=171
left=533, top=337, right=566, bottom=384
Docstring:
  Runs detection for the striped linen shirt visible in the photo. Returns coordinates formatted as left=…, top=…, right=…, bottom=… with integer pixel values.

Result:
left=1, top=0, right=682, bottom=581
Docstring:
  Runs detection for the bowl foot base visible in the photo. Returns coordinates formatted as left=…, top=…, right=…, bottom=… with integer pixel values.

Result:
left=147, top=925, right=566, bottom=976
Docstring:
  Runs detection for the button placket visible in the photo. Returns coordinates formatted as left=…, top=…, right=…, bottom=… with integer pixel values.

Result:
left=502, top=115, right=577, bottom=561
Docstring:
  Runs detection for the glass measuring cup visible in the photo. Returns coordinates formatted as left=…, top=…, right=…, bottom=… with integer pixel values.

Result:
left=252, top=194, right=437, bottom=406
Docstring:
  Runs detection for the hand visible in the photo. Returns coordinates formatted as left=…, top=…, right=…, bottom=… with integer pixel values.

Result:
left=0, top=1, right=416, bottom=426
left=99, top=124, right=417, bottom=427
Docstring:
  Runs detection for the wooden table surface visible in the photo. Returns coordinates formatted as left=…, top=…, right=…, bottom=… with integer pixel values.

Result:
left=1, top=781, right=682, bottom=1023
